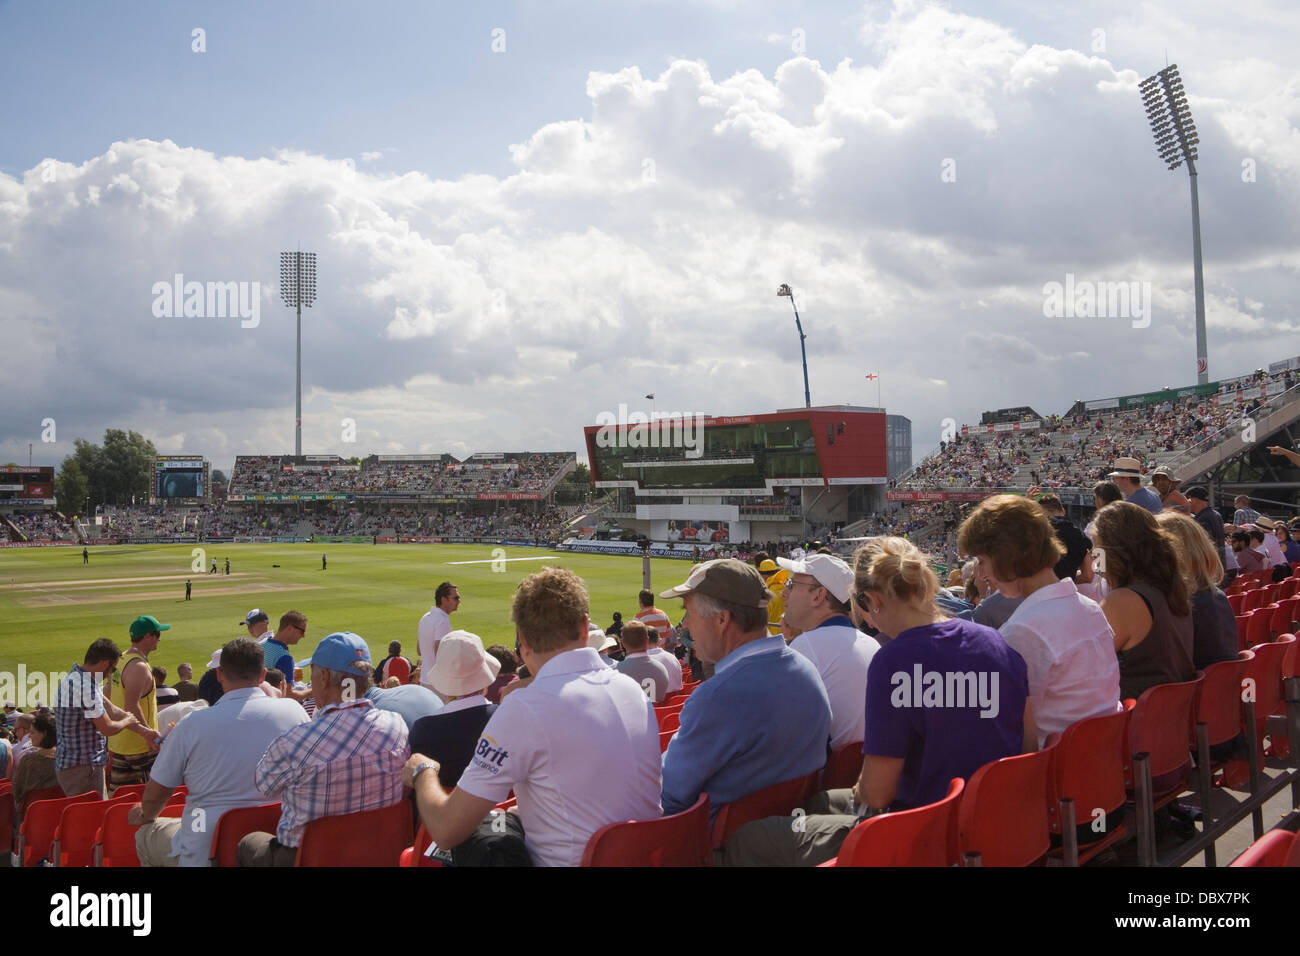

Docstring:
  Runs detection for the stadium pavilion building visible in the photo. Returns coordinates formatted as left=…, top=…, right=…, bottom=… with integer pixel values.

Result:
left=584, top=405, right=911, bottom=544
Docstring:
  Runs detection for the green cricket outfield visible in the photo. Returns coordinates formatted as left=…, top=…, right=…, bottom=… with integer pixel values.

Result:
left=0, top=543, right=685, bottom=699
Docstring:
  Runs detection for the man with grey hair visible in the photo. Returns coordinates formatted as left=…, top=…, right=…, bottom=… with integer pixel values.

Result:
left=8, top=712, right=36, bottom=772
left=659, top=559, right=831, bottom=828
left=238, top=632, right=409, bottom=866
left=173, top=663, right=199, bottom=702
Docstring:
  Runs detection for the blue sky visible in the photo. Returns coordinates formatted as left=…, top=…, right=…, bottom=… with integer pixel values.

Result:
left=2, top=0, right=1298, bottom=470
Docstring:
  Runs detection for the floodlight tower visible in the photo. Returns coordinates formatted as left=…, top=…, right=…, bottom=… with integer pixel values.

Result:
left=279, top=251, right=317, bottom=456
left=777, top=283, right=811, bottom=408
left=1139, top=64, right=1207, bottom=384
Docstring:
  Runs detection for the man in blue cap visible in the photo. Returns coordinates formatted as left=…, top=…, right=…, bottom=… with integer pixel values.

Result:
left=238, top=631, right=410, bottom=866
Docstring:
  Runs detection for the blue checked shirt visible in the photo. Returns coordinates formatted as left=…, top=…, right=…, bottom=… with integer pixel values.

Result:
left=254, top=698, right=409, bottom=847
left=54, top=664, right=108, bottom=771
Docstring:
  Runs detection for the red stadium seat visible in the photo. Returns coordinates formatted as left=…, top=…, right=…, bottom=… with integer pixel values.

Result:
left=1229, top=828, right=1300, bottom=867
left=22, top=784, right=66, bottom=808
left=1265, top=638, right=1300, bottom=759
left=0, top=790, right=14, bottom=862
left=828, top=778, right=964, bottom=867
left=52, top=798, right=120, bottom=867
left=1236, top=614, right=1252, bottom=652
left=93, top=800, right=183, bottom=867
left=1048, top=702, right=1134, bottom=866
left=712, top=771, right=820, bottom=851
left=1125, top=676, right=1202, bottom=866
left=1192, top=653, right=1254, bottom=865
left=109, top=783, right=145, bottom=801
left=1247, top=634, right=1297, bottom=763
left=400, top=823, right=443, bottom=867
left=1227, top=592, right=1246, bottom=614
left=1242, top=588, right=1268, bottom=614
left=821, top=741, right=865, bottom=791
left=17, top=791, right=98, bottom=867
left=295, top=800, right=413, bottom=867
left=655, top=703, right=685, bottom=731
left=581, top=794, right=710, bottom=866
left=957, top=744, right=1056, bottom=867
left=1277, top=577, right=1300, bottom=600
left=659, top=729, right=676, bottom=753
left=660, top=711, right=681, bottom=733
left=1247, top=605, right=1279, bottom=646
left=1268, top=597, right=1300, bottom=639
left=209, top=802, right=282, bottom=867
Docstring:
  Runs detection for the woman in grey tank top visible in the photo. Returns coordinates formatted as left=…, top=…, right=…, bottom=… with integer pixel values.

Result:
left=1092, top=503, right=1195, bottom=700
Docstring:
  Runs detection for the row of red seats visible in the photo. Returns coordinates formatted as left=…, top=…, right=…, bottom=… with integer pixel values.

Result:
left=570, top=633, right=1300, bottom=867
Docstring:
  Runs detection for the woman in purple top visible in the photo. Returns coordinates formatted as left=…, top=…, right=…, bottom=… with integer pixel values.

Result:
left=852, top=537, right=1029, bottom=812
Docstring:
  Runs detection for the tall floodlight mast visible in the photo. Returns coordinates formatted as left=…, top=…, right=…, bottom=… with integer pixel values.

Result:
left=1139, top=64, right=1207, bottom=384
left=279, top=251, right=317, bottom=456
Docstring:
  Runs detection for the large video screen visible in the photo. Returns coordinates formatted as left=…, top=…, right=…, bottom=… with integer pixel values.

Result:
left=156, top=462, right=204, bottom=498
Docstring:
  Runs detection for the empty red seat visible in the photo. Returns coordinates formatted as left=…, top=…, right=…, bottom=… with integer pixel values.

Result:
left=1227, top=592, right=1246, bottom=614
left=295, top=800, right=413, bottom=867
left=1229, top=828, right=1300, bottom=867
left=17, top=791, right=97, bottom=867
left=1048, top=702, right=1133, bottom=865
left=958, top=744, right=1056, bottom=866
left=828, top=778, right=964, bottom=867
left=1247, top=606, right=1278, bottom=646
left=1242, top=588, right=1268, bottom=613
left=209, top=802, right=282, bottom=867
left=1269, top=597, right=1300, bottom=638
left=581, top=794, right=710, bottom=866
left=659, top=729, right=676, bottom=753
left=52, top=798, right=119, bottom=867
left=1125, top=676, right=1202, bottom=866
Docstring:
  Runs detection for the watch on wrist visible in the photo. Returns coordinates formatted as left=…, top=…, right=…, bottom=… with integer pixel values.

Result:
left=410, top=761, right=438, bottom=784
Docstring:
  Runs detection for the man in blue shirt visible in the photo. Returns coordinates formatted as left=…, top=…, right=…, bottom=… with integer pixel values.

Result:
left=658, top=560, right=831, bottom=829
left=1109, top=457, right=1162, bottom=514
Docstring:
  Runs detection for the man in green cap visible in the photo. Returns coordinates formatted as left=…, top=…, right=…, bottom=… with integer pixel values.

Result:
left=106, top=615, right=168, bottom=789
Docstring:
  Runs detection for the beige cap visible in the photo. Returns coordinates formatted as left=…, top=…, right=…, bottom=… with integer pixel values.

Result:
left=660, top=559, right=772, bottom=608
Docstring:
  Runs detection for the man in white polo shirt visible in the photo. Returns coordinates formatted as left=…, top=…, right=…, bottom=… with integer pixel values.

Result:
left=404, top=567, right=661, bottom=866
left=417, top=582, right=459, bottom=689
left=778, top=553, right=879, bottom=749
left=130, top=637, right=310, bottom=866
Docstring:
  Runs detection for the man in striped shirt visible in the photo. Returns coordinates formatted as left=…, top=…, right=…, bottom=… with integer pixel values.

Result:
left=636, top=589, right=682, bottom=692
left=238, top=632, right=410, bottom=866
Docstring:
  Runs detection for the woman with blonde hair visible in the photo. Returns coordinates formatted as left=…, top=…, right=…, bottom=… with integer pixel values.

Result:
left=1092, top=502, right=1195, bottom=700
left=1155, top=511, right=1237, bottom=668
left=849, top=536, right=1026, bottom=814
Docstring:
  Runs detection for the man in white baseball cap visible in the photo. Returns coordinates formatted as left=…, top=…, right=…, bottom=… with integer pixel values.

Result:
left=776, top=554, right=879, bottom=749
left=408, top=631, right=500, bottom=789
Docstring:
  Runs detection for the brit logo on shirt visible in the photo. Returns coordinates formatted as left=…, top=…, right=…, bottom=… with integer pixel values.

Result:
left=472, top=734, right=510, bottom=775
